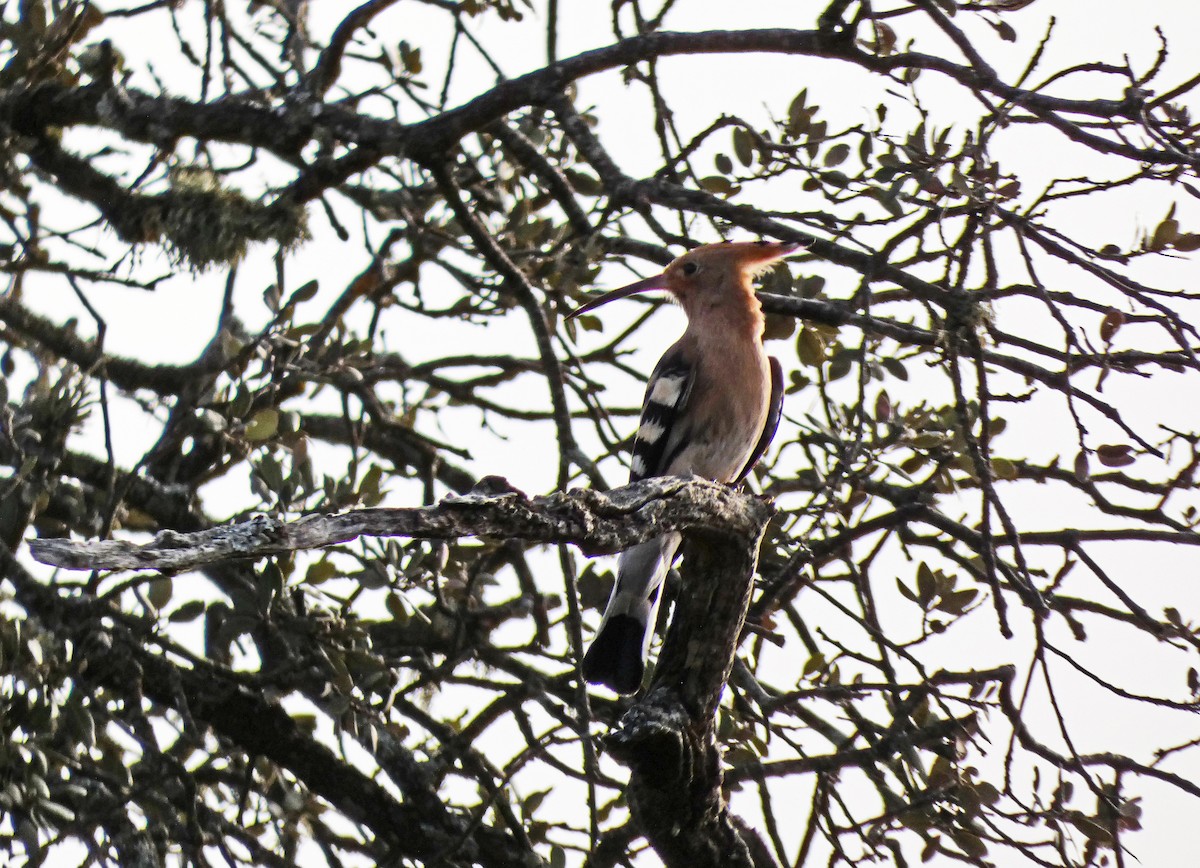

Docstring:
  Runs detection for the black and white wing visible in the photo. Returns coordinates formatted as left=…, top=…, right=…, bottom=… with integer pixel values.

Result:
left=628, top=345, right=695, bottom=483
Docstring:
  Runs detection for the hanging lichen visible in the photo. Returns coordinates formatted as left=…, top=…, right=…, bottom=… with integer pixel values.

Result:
left=124, top=166, right=310, bottom=271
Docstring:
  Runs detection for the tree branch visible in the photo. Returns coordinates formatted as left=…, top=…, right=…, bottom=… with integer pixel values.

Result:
left=0, top=544, right=541, bottom=868
left=9, top=28, right=1183, bottom=171
left=602, top=501, right=779, bottom=868
left=29, top=477, right=769, bottom=572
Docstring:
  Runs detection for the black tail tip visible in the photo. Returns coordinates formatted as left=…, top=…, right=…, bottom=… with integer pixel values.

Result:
left=581, top=614, right=646, bottom=695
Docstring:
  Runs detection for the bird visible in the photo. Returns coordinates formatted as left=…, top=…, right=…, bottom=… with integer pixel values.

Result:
left=568, top=240, right=797, bottom=694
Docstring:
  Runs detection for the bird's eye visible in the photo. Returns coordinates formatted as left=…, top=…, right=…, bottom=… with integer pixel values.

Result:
left=681, top=261, right=700, bottom=276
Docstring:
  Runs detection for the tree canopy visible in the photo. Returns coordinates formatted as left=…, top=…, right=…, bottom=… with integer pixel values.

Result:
left=2, top=1, right=1199, bottom=866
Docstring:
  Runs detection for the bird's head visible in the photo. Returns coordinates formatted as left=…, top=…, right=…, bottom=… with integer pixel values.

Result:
left=568, top=240, right=801, bottom=325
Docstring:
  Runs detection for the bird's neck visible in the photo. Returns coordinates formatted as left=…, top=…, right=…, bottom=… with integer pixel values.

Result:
left=683, top=282, right=765, bottom=346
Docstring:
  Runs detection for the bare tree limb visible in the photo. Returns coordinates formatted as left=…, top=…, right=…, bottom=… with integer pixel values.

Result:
left=29, top=477, right=770, bottom=572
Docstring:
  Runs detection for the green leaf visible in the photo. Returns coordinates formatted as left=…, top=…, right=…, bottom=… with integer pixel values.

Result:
left=230, top=386, right=253, bottom=418
left=827, top=351, right=853, bottom=381
left=306, top=559, right=339, bottom=584
left=259, top=561, right=284, bottom=608
left=996, top=179, right=1021, bottom=199
left=714, top=153, right=733, bottom=175
left=35, top=799, right=75, bottom=827
left=386, top=592, right=409, bottom=622
left=898, top=806, right=936, bottom=832
left=872, top=188, right=905, bottom=217
left=912, top=431, right=946, bottom=449
left=916, top=563, right=936, bottom=608
left=359, top=464, right=385, bottom=502
left=787, top=89, right=809, bottom=135
left=570, top=312, right=602, bottom=333
left=578, top=566, right=614, bottom=611
left=759, top=263, right=793, bottom=295
left=733, top=127, right=755, bottom=166
left=285, top=279, right=318, bottom=307
left=1096, top=444, right=1135, bottom=467
left=762, top=314, right=796, bottom=341
left=858, top=135, right=874, bottom=166
left=563, top=169, right=602, bottom=196
left=1174, top=233, right=1200, bottom=252
left=399, top=41, right=422, bottom=74
left=699, top=175, right=734, bottom=195
left=951, top=828, right=988, bottom=859
left=939, top=588, right=978, bottom=615
left=822, top=170, right=849, bottom=188
left=796, top=328, right=826, bottom=366
left=279, top=411, right=301, bottom=434
left=824, top=143, right=850, bottom=167
left=800, top=275, right=826, bottom=298
left=245, top=408, right=279, bottom=441
left=973, top=781, right=1001, bottom=805
left=927, top=755, right=955, bottom=788
left=990, top=457, right=1017, bottom=480
left=148, top=577, right=173, bottom=609
left=257, top=453, right=284, bottom=490
left=169, top=600, right=207, bottom=623
left=522, top=788, right=552, bottom=817
left=1150, top=216, right=1180, bottom=250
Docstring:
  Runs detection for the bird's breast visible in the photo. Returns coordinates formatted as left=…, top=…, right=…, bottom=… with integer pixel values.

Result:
left=672, top=340, right=770, bottom=481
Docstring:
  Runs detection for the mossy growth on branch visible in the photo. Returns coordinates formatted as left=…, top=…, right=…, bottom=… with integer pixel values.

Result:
left=115, top=167, right=310, bottom=271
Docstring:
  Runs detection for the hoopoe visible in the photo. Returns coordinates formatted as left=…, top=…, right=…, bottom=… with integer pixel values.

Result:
left=569, top=240, right=796, bottom=694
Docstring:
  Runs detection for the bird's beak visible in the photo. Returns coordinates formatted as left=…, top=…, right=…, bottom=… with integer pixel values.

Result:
left=565, top=274, right=665, bottom=319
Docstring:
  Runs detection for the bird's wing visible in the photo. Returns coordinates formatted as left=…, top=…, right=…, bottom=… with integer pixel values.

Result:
left=628, top=345, right=695, bottom=482
left=733, top=355, right=784, bottom=483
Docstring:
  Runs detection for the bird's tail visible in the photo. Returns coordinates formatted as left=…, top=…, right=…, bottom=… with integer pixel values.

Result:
left=581, top=532, right=681, bottom=694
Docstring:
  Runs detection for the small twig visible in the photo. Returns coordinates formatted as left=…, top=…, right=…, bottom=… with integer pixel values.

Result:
left=307, top=0, right=402, bottom=97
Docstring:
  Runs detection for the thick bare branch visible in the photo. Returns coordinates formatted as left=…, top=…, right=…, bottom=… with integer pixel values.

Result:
left=29, top=477, right=770, bottom=572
